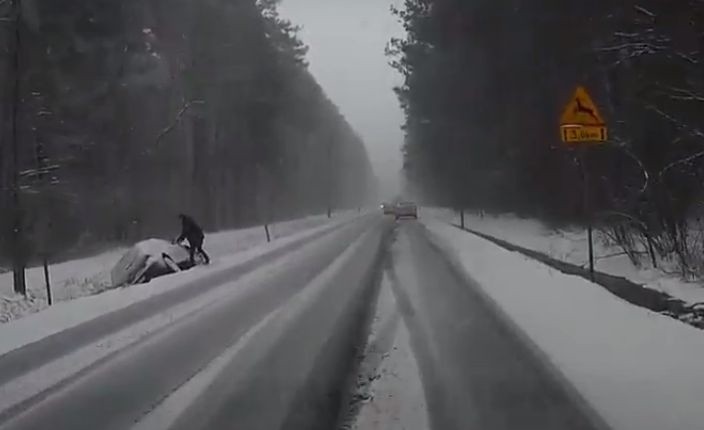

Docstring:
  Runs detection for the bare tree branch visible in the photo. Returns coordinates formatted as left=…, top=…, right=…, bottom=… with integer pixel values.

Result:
left=657, top=85, right=704, bottom=102
left=18, top=165, right=60, bottom=178
left=598, top=210, right=649, bottom=230
left=603, top=27, right=699, bottom=66
left=598, top=42, right=662, bottom=53
left=613, top=139, right=650, bottom=195
left=634, top=5, right=656, bottom=17
left=155, top=100, right=205, bottom=144
left=659, top=150, right=704, bottom=180
left=645, top=104, right=704, bottom=139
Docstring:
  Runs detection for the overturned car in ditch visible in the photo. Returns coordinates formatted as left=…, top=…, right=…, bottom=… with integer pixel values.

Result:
left=111, top=239, right=195, bottom=287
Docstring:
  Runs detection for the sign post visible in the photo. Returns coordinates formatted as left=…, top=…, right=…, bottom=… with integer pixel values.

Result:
left=559, top=86, right=607, bottom=282
left=577, top=149, right=595, bottom=281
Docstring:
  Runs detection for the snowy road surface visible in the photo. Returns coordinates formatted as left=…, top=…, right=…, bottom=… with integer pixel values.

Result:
left=387, top=223, right=605, bottom=430
left=0, top=215, right=620, bottom=429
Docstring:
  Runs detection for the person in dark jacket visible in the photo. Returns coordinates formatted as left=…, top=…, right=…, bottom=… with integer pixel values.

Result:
left=175, top=213, right=210, bottom=265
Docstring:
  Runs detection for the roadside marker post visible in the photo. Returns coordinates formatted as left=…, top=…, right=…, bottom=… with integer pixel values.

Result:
left=559, top=86, right=607, bottom=282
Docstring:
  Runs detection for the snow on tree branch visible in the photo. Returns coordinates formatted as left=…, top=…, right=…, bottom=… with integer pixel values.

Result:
left=155, top=100, right=205, bottom=144
left=658, top=150, right=704, bottom=181
left=658, top=85, right=704, bottom=103
left=645, top=104, right=704, bottom=140
left=634, top=5, right=657, bottom=18
left=614, top=139, right=650, bottom=195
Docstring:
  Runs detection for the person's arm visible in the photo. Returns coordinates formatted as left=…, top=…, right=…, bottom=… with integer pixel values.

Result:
left=175, top=222, right=187, bottom=243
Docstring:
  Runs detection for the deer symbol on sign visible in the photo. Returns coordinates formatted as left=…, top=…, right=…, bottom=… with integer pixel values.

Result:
left=574, top=97, right=599, bottom=122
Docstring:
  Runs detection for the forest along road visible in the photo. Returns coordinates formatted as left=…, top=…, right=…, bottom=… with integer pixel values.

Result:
left=0, top=215, right=608, bottom=430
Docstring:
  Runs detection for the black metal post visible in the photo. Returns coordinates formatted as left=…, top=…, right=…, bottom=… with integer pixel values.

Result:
left=326, top=140, right=333, bottom=218
left=43, top=256, right=52, bottom=306
left=579, top=149, right=595, bottom=281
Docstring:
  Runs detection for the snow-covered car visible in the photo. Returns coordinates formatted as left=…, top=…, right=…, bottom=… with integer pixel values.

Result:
left=111, top=239, right=193, bottom=287
left=395, top=202, right=418, bottom=220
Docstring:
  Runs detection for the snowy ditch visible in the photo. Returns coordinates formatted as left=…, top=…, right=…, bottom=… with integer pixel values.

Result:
left=427, top=208, right=704, bottom=330
left=0, top=213, right=357, bottom=324
left=427, top=219, right=704, bottom=430
left=464, top=225, right=704, bottom=330
left=0, top=215, right=359, bottom=359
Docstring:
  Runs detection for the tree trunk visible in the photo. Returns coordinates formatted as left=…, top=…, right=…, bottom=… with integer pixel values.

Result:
left=10, top=0, right=26, bottom=295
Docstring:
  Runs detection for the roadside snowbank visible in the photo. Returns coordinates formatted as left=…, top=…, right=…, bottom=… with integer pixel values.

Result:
left=427, top=219, right=704, bottom=430
left=0, top=216, right=353, bottom=356
left=425, top=208, right=704, bottom=305
left=0, top=213, right=354, bottom=324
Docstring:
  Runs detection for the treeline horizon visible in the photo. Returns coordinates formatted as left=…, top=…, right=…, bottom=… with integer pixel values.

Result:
left=0, top=0, right=376, bottom=277
left=391, top=0, right=704, bottom=276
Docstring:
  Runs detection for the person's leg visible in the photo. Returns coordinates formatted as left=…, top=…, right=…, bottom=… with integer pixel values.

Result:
left=187, top=243, right=196, bottom=265
left=191, top=236, right=209, bottom=264
left=198, top=245, right=210, bottom=264
left=195, top=235, right=210, bottom=264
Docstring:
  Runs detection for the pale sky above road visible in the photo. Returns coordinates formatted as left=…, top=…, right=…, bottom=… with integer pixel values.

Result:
left=278, top=0, right=405, bottom=199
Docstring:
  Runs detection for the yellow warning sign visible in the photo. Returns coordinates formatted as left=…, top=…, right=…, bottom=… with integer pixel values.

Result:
left=559, top=86, right=607, bottom=143
left=560, top=86, right=605, bottom=126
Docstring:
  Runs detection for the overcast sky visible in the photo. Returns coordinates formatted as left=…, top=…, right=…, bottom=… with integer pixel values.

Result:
left=278, top=0, right=405, bottom=199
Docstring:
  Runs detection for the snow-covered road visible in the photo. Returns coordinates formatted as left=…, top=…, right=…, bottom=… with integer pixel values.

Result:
left=384, top=223, right=605, bottom=430
left=3, top=213, right=703, bottom=429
